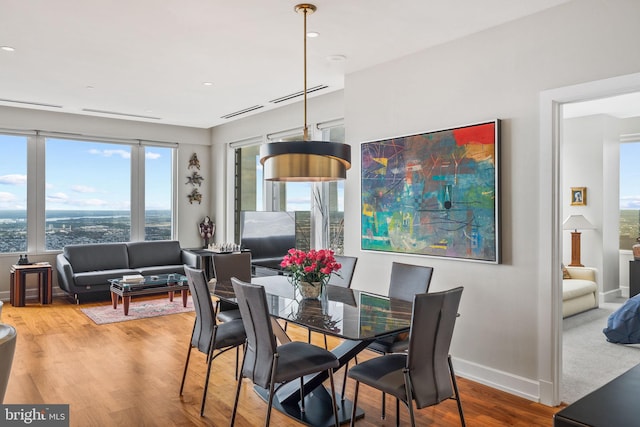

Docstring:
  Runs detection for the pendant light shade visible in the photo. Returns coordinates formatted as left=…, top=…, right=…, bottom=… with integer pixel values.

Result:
left=259, top=3, right=351, bottom=182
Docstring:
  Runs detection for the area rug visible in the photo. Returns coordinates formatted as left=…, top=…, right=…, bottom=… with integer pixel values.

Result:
left=81, top=297, right=194, bottom=325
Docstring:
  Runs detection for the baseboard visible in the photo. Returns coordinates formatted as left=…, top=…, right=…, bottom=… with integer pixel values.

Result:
left=602, top=288, right=622, bottom=302
left=0, top=288, right=66, bottom=303
left=452, top=356, right=541, bottom=402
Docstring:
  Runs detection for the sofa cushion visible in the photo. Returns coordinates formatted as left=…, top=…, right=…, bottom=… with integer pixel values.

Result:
left=563, top=279, right=597, bottom=301
left=63, top=243, right=129, bottom=273
left=74, top=269, right=140, bottom=287
left=127, top=240, right=182, bottom=269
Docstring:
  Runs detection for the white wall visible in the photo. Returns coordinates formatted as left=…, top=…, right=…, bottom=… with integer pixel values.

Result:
left=343, top=0, right=640, bottom=403
left=0, top=106, right=211, bottom=296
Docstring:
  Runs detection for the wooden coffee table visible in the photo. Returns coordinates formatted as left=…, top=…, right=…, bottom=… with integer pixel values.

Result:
left=109, top=274, right=189, bottom=316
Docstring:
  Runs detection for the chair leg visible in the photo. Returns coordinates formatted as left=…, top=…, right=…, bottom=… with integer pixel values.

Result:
left=300, top=377, right=305, bottom=412
left=200, top=347, right=216, bottom=416
left=265, top=355, right=279, bottom=427
left=403, top=369, right=416, bottom=427
left=349, top=381, right=360, bottom=427
left=327, top=368, right=340, bottom=427
left=230, top=345, right=249, bottom=427
left=396, top=398, right=400, bottom=427
left=381, top=391, right=386, bottom=419
left=448, top=355, right=466, bottom=427
left=179, top=345, right=193, bottom=396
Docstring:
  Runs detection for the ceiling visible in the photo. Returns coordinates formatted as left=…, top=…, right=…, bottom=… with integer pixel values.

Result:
left=0, top=0, right=570, bottom=129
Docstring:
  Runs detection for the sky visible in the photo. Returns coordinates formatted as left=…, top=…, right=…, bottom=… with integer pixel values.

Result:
left=0, top=134, right=171, bottom=211
left=620, top=142, right=640, bottom=209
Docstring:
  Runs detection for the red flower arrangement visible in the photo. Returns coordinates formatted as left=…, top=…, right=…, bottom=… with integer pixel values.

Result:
left=280, top=248, right=342, bottom=287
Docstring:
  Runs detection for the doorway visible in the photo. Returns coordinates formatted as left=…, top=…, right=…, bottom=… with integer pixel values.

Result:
left=538, top=72, right=640, bottom=406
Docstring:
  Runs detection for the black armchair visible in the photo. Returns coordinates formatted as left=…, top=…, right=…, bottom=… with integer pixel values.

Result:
left=229, top=277, right=341, bottom=427
left=348, top=287, right=465, bottom=427
left=179, top=265, right=246, bottom=417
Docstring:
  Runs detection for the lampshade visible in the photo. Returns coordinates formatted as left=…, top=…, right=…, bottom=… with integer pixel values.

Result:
left=259, top=3, right=351, bottom=182
left=563, top=215, right=595, bottom=231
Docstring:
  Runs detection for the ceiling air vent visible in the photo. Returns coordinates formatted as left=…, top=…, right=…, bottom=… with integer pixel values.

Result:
left=220, top=105, right=264, bottom=119
left=268, top=85, right=328, bottom=104
left=0, top=98, right=63, bottom=108
left=82, top=109, right=161, bottom=120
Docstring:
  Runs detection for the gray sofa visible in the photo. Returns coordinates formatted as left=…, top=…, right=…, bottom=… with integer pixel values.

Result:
left=56, top=240, right=198, bottom=302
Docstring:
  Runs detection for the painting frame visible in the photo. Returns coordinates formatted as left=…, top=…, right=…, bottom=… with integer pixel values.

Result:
left=570, top=187, right=586, bottom=206
left=360, top=119, right=501, bottom=263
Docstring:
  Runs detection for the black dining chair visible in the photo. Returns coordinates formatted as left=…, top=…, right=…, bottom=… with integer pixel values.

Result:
left=180, top=265, right=246, bottom=417
left=348, top=287, right=465, bottom=427
left=229, top=277, right=341, bottom=427
left=211, top=252, right=252, bottom=323
left=364, top=262, right=434, bottom=417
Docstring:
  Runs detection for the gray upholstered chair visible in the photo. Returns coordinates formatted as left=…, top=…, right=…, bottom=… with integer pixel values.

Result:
left=180, top=265, right=246, bottom=417
left=211, top=252, right=252, bottom=323
left=348, top=287, right=465, bottom=427
left=0, top=323, right=17, bottom=403
left=365, top=262, right=434, bottom=417
left=327, top=255, right=358, bottom=288
left=229, top=277, right=340, bottom=427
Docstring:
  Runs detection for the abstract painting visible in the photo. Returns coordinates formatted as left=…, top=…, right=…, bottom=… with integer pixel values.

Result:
left=361, top=120, right=500, bottom=263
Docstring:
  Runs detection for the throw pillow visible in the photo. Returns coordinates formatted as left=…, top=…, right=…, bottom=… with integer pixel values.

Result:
left=562, top=264, right=571, bottom=279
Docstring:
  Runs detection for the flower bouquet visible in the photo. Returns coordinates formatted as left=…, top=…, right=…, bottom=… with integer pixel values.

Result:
left=280, top=248, right=342, bottom=299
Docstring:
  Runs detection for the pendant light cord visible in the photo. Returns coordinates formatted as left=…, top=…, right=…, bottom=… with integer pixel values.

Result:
left=302, top=6, right=309, bottom=141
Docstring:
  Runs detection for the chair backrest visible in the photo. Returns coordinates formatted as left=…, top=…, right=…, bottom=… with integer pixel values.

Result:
left=212, top=252, right=252, bottom=286
left=184, top=265, right=217, bottom=354
left=327, top=255, right=358, bottom=288
left=388, top=262, right=434, bottom=301
left=0, top=323, right=17, bottom=403
left=231, top=277, right=277, bottom=389
left=407, top=287, right=463, bottom=409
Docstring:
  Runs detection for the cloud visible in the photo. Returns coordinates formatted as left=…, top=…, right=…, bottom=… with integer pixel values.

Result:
left=71, top=185, right=96, bottom=193
left=0, top=174, right=27, bottom=185
left=88, top=148, right=130, bottom=159
left=75, top=198, right=109, bottom=207
left=0, top=192, right=17, bottom=202
left=621, top=196, right=640, bottom=209
left=146, top=152, right=162, bottom=160
left=47, top=192, right=69, bottom=202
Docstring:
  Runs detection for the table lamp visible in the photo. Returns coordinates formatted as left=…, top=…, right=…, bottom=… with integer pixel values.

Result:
left=563, top=214, right=595, bottom=267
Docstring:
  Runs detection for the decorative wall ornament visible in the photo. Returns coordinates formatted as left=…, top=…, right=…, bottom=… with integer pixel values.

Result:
left=188, top=153, right=200, bottom=170
left=361, top=120, right=501, bottom=263
left=188, top=188, right=202, bottom=204
left=187, top=171, right=204, bottom=186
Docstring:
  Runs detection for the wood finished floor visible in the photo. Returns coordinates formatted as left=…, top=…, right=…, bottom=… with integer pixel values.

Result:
left=2, top=296, right=562, bottom=426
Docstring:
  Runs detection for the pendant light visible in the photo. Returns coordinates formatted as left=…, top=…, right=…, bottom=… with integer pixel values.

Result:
left=259, top=3, right=351, bottom=182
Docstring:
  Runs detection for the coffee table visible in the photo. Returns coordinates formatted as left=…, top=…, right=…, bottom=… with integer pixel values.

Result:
left=109, top=273, right=189, bottom=316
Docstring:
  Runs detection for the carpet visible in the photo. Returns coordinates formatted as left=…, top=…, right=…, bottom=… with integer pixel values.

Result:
left=81, top=296, right=194, bottom=325
left=562, top=298, right=640, bottom=403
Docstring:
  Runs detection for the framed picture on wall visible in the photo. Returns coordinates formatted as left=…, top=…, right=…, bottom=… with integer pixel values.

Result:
left=570, top=187, right=586, bottom=206
left=360, top=119, right=501, bottom=263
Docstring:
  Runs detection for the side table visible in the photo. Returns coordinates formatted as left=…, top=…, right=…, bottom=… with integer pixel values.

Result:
left=9, top=263, right=53, bottom=306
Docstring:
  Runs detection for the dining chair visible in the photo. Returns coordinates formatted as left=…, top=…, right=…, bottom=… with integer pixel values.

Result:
left=211, top=252, right=252, bottom=323
left=348, top=287, right=465, bottom=427
left=0, top=323, right=17, bottom=403
left=365, top=262, right=434, bottom=417
left=309, top=255, right=358, bottom=348
left=229, top=277, right=341, bottom=427
left=180, top=265, right=246, bottom=417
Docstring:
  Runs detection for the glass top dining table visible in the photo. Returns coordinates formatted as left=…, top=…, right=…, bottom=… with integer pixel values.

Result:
left=213, top=274, right=414, bottom=341
left=211, top=274, right=414, bottom=427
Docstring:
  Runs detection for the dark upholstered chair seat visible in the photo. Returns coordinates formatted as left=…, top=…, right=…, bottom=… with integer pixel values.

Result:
left=272, top=341, right=339, bottom=383
left=366, top=335, right=409, bottom=354
left=208, top=319, right=246, bottom=350
left=216, top=309, right=242, bottom=323
left=348, top=354, right=407, bottom=397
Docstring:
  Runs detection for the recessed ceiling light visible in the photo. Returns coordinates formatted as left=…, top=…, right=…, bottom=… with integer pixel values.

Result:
left=203, top=82, right=213, bottom=86
left=1, top=46, right=15, bottom=52
left=326, top=54, right=346, bottom=62
left=306, top=31, right=319, bottom=38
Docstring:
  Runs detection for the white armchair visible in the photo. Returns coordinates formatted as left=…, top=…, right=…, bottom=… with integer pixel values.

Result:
left=563, top=266, right=598, bottom=318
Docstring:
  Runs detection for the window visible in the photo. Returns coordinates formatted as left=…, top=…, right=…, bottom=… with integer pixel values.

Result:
left=0, top=134, right=28, bottom=253
left=144, top=146, right=173, bottom=240
left=44, top=137, right=176, bottom=250
left=620, top=141, right=640, bottom=249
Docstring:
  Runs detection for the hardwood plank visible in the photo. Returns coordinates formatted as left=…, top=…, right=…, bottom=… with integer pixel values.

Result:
left=1, top=297, right=563, bottom=426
